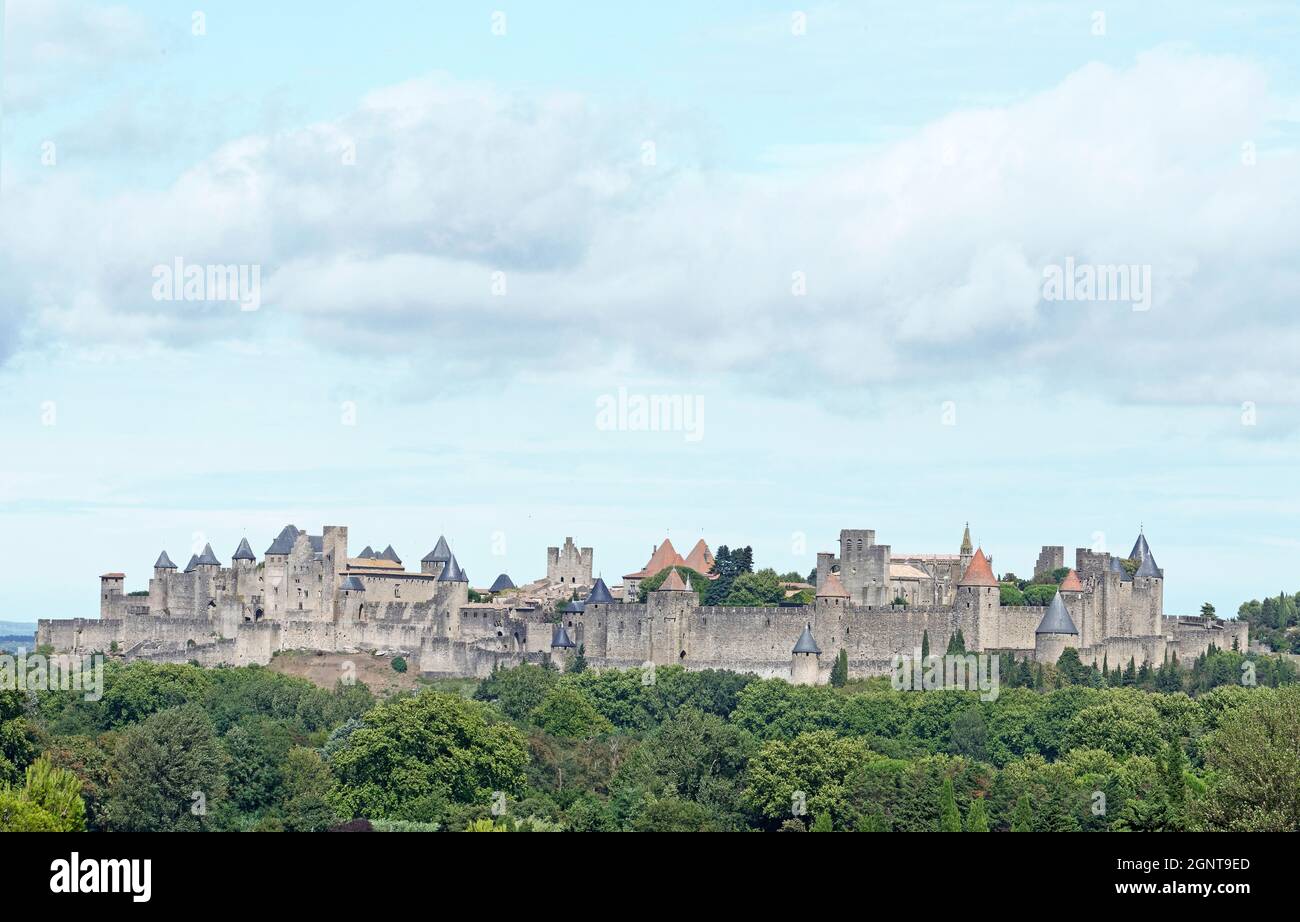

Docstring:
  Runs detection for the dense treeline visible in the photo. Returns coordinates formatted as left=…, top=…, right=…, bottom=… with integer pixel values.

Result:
left=2, top=650, right=1297, bottom=832
left=1238, top=590, right=1300, bottom=652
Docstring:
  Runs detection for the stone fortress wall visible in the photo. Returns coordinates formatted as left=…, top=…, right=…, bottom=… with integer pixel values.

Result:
left=38, top=521, right=1249, bottom=684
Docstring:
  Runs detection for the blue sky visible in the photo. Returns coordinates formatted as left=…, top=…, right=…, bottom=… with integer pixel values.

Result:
left=2, top=1, right=1299, bottom=619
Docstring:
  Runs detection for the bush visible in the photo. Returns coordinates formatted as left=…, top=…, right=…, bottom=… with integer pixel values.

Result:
left=391, top=656, right=408, bottom=674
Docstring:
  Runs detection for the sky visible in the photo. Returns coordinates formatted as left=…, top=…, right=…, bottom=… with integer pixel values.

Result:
left=1, top=1, right=1299, bottom=619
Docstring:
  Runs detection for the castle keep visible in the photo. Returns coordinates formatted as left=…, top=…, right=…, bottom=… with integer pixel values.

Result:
left=37, top=523, right=1247, bottom=684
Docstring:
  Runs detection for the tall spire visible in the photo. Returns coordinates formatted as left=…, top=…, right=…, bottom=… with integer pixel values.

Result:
left=960, top=522, right=973, bottom=556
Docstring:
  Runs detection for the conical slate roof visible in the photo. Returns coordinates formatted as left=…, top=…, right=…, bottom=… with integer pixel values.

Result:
left=1036, top=592, right=1079, bottom=635
left=358, top=546, right=375, bottom=559
left=563, top=599, right=586, bottom=613
left=233, top=538, right=255, bottom=561
left=1108, top=556, right=1125, bottom=575
left=339, top=576, right=366, bottom=592
left=1129, top=532, right=1151, bottom=561
left=1134, top=552, right=1161, bottom=578
left=793, top=623, right=822, bottom=655
left=266, top=525, right=300, bottom=555
left=551, top=624, right=576, bottom=649
left=154, top=551, right=177, bottom=569
left=195, top=543, right=221, bottom=567
left=815, top=571, right=850, bottom=599
left=380, top=545, right=401, bottom=564
left=1059, top=569, right=1084, bottom=592
left=437, top=554, right=467, bottom=582
left=659, top=569, right=690, bottom=592
left=489, top=573, right=516, bottom=592
left=959, top=549, right=998, bottom=587
left=586, top=577, right=615, bottom=604
left=422, top=536, right=452, bottom=564
left=184, top=554, right=199, bottom=573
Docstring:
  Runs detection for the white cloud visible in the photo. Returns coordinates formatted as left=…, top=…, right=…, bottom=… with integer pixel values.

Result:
left=4, top=48, right=1300, bottom=406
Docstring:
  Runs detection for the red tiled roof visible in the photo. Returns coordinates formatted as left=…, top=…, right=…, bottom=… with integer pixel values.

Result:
left=816, top=571, right=850, bottom=598
left=659, top=569, right=690, bottom=591
left=1059, top=569, right=1084, bottom=592
left=959, top=549, right=998, bottom=588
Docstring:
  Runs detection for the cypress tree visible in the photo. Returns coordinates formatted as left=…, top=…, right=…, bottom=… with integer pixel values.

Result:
left=1011, top=793, right=1033, bottom=832
left=830, top=649, right=849, bottom=687
left=921, top=630, right=930, bottom=660
left=964, top=796, right=990, bottom=832
left=939, top=778, right=961, bottom=832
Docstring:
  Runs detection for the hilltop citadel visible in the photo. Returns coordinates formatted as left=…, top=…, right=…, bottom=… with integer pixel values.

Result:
left=36, top=523, right=1247, bottom=683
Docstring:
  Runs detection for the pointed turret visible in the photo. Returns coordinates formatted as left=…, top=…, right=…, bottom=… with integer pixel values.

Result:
left=195, top=543, right=220, bottom=567
left=792, top=623, right=822, bottom=654
left=1129, top=531, right=1152, bottom=562
left=586, top=577, right=615, bottom=604
left=1108, top=556, right=1125, bottom=576
left=339, top=576, right=366, bottom=592
left=958, top=549, right=998, bottom=587
left=358, top=546, right=375, bottom=559
left=815, top=571, right=850, bottom=599
left=380, top=545, right=401, bottom=565
left=184, top=554, right=199, bottom=573
left=489, top=573, right=516, bottom=593
left=437, top=554, right=467, bottom=582
left=1059, top=569, right=1084, bottom=592
left=154, top=551, right=177, bottom=570
left=658, top=568, right=689, bottom=592
left=960, top=522, right=973, bottom=556
left=422, top=536, right=452, bottom=564
left=1134, top=552, right=1161, bottom=578
left=232, top=538, right=255, bottom=562
left=550, top=624, right=576, bottom=649
left=266, top=525, right=300, bottom=556
left=1035, top=592, right=1078, bottom=635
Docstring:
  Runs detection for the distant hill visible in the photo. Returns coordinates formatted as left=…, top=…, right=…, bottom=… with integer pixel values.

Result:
left=0, top=621, right=36, bottom=636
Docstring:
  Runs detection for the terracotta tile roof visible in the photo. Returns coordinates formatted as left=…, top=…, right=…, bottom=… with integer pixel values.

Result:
left=815, top=571, right=850, bottom=598
left=659, top=569, right=690, bottom=591
left=889, top=562, right=929, bottom=581
left=683, top=539, right=714, bottom=574
left=1059, top=569, right=1084, bottom=592
left=958, top=549, right=998, bottom=587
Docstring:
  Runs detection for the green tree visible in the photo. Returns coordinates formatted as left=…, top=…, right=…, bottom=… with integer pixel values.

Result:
left=1010, top=793, right=1033, bottom=831
left=744, top=730, right=876, bottom=828
left=474, top=663, right=559, bottom=721
left=964, top=795, right=990, bottom=831
left=328, top=690, right=528, bottom=820
left=939, top=777, right=961, bottom=831
left=530, top=684, right=613, bottom=739
left=810, top=811, right=834, bottom=832
left=830, top=649, right=849, bottom=688
left=1197, top=686, right=1300, bottom=830
left=0, top=757, right=87, bottom=831
left=391, top=656, right=407, bottom=674
left=104, top=704, right=227, bottom=831
left=567, top=644, right=588, bottom=675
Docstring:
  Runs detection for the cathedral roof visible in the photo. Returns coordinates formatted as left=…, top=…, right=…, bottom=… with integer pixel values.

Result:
left=437, top=554, right=467, bottom=582
left=380, top=545, right=401, bottom=564
left=793, top=623, right=822, bottom=655
left=816, top=571, right=850, bottom=598
left=422, top=536, right=452, bottom=564
left=154, top=551, right=177, bottom=569
left=232, top=538, right=256, bottom=561
left=266, top=525, right=301, bottom=555
left=586, top=577, right=615, bottom=604
left=1035, top=593, right=1079, bottom=635
left=1059, top=569, right=1084, bottom=592
left=339, top=576, right=366, bottom=592
left=959, top=549, right=998, bottom=587
left=551, top=624, right=576, bottom=649
left=489, top=573, right=516, bottom=592
left=658, top=568, right=690, bottom=592
left=195, top=543, right=221, bottom=567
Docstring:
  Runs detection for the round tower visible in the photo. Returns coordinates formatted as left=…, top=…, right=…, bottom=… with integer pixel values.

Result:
left=1034, top=591, right=1079, bottom=665
left=955, top=548, right=999, bottom=649
left=791, top=623, right=823, bottom=686
left=550, top=623, right=576, bottom=668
